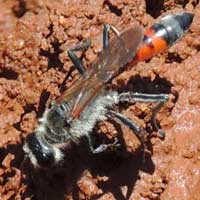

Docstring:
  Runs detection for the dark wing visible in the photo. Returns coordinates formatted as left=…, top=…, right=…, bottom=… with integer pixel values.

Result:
left=57, top=26, right=143, bottom=120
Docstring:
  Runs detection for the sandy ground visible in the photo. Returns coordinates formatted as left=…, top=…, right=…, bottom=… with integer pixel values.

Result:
left=0, top=0, right=200, bottom=200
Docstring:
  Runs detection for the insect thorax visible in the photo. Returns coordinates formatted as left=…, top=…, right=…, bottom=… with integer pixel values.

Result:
left=69, top=91, right=119, bottom=138
left=38, top=90, right=119, bottom=144
left=37, top=101, right=73, bottom=144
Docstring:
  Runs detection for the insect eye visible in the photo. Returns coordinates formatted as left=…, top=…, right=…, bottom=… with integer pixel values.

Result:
left=25, top=133, right=56, bottom=168
left=37, top=150, right=55, bottom=168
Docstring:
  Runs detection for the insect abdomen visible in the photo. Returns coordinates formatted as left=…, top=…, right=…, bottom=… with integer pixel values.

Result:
left=133, top=12, right=194, bottom=62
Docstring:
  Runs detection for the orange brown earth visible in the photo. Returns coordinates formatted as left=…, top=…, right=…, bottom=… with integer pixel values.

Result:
left=0, top=0, right=200, bottom=200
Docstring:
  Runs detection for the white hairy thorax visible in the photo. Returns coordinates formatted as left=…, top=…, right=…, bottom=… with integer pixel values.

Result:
left=23, top=90, right=120, bottom=167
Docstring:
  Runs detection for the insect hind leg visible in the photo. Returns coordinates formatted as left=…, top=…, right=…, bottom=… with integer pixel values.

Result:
left=68, top=39, right=91, bottom=75
left=68, top=24, right=120, bottom=74
left=103, top=24, right=120, bottom=50
left=119, top=92, right=169, bottom=138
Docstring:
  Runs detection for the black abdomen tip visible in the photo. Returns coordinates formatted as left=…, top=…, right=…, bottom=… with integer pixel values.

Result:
left=175, top=12, right=194, bottom=32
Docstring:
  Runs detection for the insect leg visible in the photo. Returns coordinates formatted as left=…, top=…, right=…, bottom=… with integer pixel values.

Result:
left=103, top=24, right=120, bottom=50
left=108, top=110, right=146, bottom=145
left=108, top=110, right=144, bottom=136
left=119, top=92, right=169, bottom=138
left=107, top=110, right=147, bottom=163
left=68, top=39, right=91, bottom=75
left=68, top=24, right=120, bottom=74
left=86, top=135, right=120, bottom=154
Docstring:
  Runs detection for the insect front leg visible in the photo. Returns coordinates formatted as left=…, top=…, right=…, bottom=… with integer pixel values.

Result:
left=119, top=92, right=169, bottom=138
left=68, top=39, right=91, bottom=75
left=86, top=134, right=120, bottom=154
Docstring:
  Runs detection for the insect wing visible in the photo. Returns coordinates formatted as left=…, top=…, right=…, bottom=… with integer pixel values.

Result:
left=57, top=26, right=143, bottom=120
left=89, top=25, right=144, bottom=83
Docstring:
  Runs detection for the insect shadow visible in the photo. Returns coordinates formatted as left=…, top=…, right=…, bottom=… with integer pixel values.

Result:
left=20, top=130, right=149, bottom=200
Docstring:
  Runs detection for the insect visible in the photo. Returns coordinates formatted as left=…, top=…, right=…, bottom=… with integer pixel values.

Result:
left=23, top=12, right=194, bottom=168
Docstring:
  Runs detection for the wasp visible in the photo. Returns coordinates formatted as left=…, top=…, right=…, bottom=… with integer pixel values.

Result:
left=23, top=12, right=194, bottom=168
